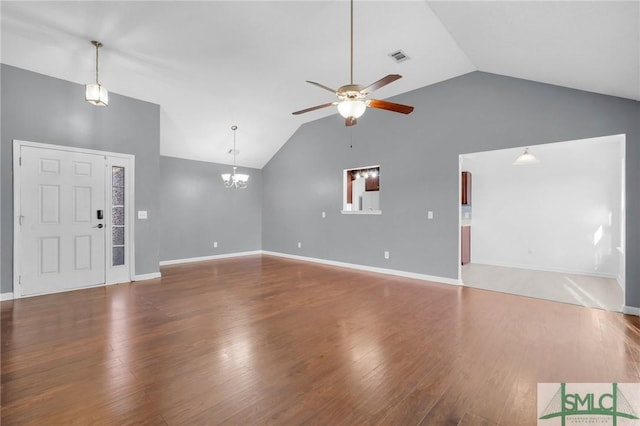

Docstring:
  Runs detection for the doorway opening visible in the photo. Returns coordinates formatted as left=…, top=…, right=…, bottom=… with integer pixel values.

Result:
left=458, top=135, right=625, bottom=311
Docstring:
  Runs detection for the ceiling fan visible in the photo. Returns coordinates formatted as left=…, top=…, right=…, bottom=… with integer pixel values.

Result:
left=292, top=0, right=414, bottom=126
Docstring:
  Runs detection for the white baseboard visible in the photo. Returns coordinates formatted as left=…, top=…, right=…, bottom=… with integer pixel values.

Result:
left=1, top=292, right=14, bottom=301
left=159, top=251, right=262, bottom=266
left=471, top=259, right=617, bottom=279
left=134, top=272, right=161, bottom=281
left=623, top=305, right=640, bottom=317
left=262, top=251, right=461, bottom=286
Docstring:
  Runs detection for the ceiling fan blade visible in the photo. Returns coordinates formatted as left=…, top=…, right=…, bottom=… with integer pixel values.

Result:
left=306, top=81, right=337, bottom=94
left=292, top=102, right=336, bottom=115
left=367, top=99, right=414, bottom=115
left=346, top=117, right=357, bottom=126
left=361, top=74, right=402, bottom=94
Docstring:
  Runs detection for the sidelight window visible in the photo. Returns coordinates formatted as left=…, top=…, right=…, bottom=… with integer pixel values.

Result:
left=111, top=166, right=125, bottom=266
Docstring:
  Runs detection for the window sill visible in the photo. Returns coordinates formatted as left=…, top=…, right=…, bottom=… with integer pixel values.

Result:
left=340, top=210, right=382, bottom=215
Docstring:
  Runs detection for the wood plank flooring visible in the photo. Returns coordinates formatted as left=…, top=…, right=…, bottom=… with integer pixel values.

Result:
left=2, top=255, right=639, bottom=425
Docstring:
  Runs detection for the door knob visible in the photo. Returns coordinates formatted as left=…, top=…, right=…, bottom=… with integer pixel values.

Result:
left=95, top=224, right=104, bottom=229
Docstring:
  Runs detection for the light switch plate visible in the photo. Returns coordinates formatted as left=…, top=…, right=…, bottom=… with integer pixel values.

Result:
left=427, top=211, right=433, bottom=219
left=138, top=210, right=148, bottom=220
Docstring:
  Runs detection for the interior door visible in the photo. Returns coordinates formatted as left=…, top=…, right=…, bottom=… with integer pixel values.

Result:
left=19, top=145, right=106, bottom=296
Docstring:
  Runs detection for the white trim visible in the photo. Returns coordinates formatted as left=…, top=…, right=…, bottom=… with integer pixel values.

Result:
left=13, top=139, right=135, bottom=160
left=262, top=251, right=462, bottom=286
left=134, top=272, right=161, bottom=281
left=13, top=143, right=22, bottom=298
left=458, top=155, right=463, bottom=282
left=1, top=292, right=14, bottom=301
left=470, top=260, right=618, bottom=279
left=159, top=251, right=262, bottom=266
left=623, top=306, right=640, bottom=317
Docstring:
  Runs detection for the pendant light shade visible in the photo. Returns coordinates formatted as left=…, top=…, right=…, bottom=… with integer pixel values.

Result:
left=337, top=99, right=366, bottom=119
left=513, top=148, right=539, bottom=165
left=85, top=40, right=108, bottom=106
left=85, top=83, right=109, bottom=106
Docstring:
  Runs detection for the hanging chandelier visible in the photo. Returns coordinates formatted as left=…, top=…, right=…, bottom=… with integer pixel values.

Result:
left=85, top=40, right=109, bottom=106
left=221, top=125, right=249, bottom=189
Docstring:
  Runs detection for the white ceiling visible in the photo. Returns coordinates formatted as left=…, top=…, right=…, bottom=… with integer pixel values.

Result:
left=461, top=134, right=625, bottom=173
left=1, top=1, right=638, bottom=169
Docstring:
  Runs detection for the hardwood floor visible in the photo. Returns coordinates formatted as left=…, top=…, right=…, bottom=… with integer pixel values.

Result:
left=2, top=255, right=639, bottom=425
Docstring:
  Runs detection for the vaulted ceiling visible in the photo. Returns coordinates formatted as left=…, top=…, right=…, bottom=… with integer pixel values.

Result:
left=1, top=1, right=638, bottom=169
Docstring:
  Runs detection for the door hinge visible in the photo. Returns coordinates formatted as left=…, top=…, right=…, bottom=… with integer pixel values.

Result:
left=19, top=215, right=24, bottom=226
left=18, top=157, right=22, bottom=166
left=18, top=275, right=21, bottom=285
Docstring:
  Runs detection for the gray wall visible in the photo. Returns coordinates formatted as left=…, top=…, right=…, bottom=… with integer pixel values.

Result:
left=159, top=156, right=262, bottom=261
left=262, top=71, right=640, bottom=308
left=1, top=64, right=161, bottom=293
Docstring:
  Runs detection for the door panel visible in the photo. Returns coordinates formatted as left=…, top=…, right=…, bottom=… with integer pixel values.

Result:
left=20, top=146, right=106, bottom=296
left=40, top=237, right=60, bottom=273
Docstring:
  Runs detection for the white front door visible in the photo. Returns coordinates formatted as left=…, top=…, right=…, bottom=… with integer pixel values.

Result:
left=19, top=145, right=106, bottom=296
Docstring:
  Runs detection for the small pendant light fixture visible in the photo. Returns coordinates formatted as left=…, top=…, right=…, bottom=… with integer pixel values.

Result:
left=513, top=147, right=539, bottom=165
left=85, top=40, right=109, bottom=106
left=221, top=125, right=249, bottom=189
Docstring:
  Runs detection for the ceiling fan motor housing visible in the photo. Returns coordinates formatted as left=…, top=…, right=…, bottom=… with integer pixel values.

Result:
left=337, top=84, right=365, bottom=100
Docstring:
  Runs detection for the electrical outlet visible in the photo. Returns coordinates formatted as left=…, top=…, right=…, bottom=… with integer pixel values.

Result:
left=298, top=242, right=302, bottom=249
left=213, top=241, right=218, bottom=248
left=384, top=251, right=390, bottom=259
left=138, top=210, right=148, bottom=220
left=427, top=211, right=434, bottom=220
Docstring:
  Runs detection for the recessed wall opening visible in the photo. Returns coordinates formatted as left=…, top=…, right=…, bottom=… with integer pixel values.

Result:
left=342, top=165, right=381, bottom=214
left=458, top=134, right=626, bottom=312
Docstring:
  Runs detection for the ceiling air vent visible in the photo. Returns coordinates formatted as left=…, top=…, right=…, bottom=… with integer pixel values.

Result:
left=389, top=49, right=410, bottom=63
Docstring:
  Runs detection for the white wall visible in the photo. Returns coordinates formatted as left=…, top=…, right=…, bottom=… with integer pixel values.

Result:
left=463, top=135, right=623, bottom=277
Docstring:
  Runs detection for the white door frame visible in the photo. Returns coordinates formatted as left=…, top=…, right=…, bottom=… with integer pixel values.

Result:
left=13, top=140, right=136, bottom=298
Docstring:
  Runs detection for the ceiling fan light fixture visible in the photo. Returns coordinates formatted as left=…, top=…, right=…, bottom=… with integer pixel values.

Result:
left=338, top=99, right=366, bottom=119
left=292, top=0, right=413, bottom=125
left=85, top=40, right=108, bottom=106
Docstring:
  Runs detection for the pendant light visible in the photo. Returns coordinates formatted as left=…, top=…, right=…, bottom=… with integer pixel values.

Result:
left=85, top=40, right=109, bottom=106
left=221, top=125, right=249, bottom=189
left=513, top=148, right=539, bottom=165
